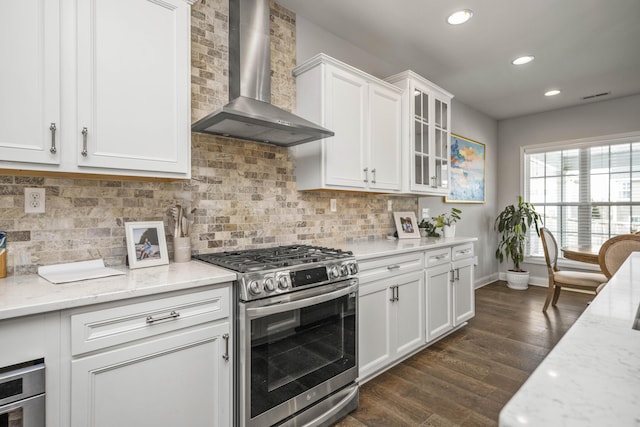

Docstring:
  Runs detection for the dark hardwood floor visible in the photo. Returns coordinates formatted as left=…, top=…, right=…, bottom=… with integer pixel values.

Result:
left=334, top=281, right=592, bottom=426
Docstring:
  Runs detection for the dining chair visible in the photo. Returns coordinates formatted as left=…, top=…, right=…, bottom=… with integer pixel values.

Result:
left=598, top=234, right=640, bottom=279
left=540, top=228, right=607, bottom=312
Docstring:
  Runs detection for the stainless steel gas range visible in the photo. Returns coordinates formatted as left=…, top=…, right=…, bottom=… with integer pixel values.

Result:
left=194, top=245, right=359, bottom=427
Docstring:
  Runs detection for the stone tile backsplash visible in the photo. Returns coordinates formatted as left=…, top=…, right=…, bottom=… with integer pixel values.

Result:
left=0, top=1, right=417, bottom=276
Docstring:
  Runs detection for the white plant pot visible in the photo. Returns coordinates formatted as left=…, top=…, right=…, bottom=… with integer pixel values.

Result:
left=443, top=225, right=456, bottom=238
left=506, top=270, right=530, bottom=290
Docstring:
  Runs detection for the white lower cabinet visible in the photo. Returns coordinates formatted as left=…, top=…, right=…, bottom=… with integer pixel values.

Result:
left=356, top=241, right=475, bottom=382
left=359, top=270, right=424, bottom=382
left=425, top=244, right=475, bottom=342
left=357, top=251, right=424, bottom=381
left=66, top=285, right=231, bottom=427
left=426, top=262, right=454, bottom=341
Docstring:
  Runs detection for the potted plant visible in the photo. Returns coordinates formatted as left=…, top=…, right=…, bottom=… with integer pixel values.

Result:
left=494, top=196, right=543, bottom=290
left=434, top=207, right=462, bottom=238
left=418, top=218, right=440, bottom=238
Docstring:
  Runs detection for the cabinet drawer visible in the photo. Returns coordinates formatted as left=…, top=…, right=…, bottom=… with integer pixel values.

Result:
left=452, top=243, right=474, bottom=261
left=358, top=252, right=424, bottom=285
left=425, top=248, right=451, bottom=268
left=71, top=287, right=229, bottom=356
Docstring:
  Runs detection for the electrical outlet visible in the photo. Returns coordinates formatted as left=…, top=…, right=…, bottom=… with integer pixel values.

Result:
left=422, top=208, right=430, bottom=220
left=330, top=199, right=337, bottom=212
left=25, top=188, right=45, bottom=213
left=387, top=200, right=393, bottom=212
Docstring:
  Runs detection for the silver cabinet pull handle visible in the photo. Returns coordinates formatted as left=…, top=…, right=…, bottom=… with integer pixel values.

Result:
left=363, top=167, right=369, bottom=183
left=81, top=127, right=88, bottom=157
left=456, top=268, right=460, bottom=281
left=371, top=168, right=376, bottom=184
left=146, top=310, right=180, bottom=324
left=389, top=285, right=397, bottom=302
left=434, top=254, right=447, bottom=260
left=387, top=264, right=400, bottom=270
left=222, top=333, right=230, bottom=361
left=49, top=123, right=57, bottom=153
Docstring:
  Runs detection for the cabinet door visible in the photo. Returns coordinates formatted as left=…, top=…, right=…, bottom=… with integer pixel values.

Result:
left=431, top=95, right=451, bottom=192
left=393, top=271, right=424, bottom=357
left=358, top=280, right=392, bottom=380
left=324, top=65, right=368, bottom=188
left=368, top=83, right=402, bottom=191
left=452, top=258, right=475, bottom=325
left=71, top=322, right=231, bottom=427
left=76, top=0, right=190, bottom=174
left=0, top=0, right=60, bottom=165
left=425, top=263, right=453, bottom=341
left=411, top=85, right=432, bottom=192
left=410, top=83, right=451, bottom=194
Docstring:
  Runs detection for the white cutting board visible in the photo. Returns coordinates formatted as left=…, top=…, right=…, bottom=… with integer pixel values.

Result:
left=38, top=259, right=125, bottom=284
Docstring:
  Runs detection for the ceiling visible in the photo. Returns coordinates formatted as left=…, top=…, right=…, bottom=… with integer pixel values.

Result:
left=276, top=0, right=640, bottom=120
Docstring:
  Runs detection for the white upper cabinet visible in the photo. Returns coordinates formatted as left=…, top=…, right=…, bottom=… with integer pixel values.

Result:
left=75, top=0, right=191, bottom=175
left=293, top=54, right=402, bottom=192
left=0, top=0, right=61, bottom=165
left=0, top=0, right=192, bottom=179
left=385, top=71, right=453, bottom=195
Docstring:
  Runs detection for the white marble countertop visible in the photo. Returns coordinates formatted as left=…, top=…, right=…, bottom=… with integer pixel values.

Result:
left=0, top=260, right=236, bottom=321
left=499, top=252, right=640, bottom=426
left=345, top=236, right=478, bottom=260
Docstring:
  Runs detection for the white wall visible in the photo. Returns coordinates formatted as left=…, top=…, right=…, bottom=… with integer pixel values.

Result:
left=294, top=14, right=500, bottom=288
left=295, top=16, right=397, bottom=79
left=419, top=101, right=499, bottom=287
left=497, top=93, right=640, bottom=283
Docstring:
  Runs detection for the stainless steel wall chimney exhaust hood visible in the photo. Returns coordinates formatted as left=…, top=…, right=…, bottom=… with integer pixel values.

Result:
left=191, top=0, right=334, bottom=146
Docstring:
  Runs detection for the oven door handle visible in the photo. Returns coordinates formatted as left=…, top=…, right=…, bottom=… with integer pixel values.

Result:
left=246, top=281, right=358, bottom=318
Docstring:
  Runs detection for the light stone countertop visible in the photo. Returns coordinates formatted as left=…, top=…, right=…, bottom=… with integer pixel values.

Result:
left=344, top=236, right=478, bottom=260
left=499, top=252, right=640, bottom=426
left=0, top=260, right=236, bottom=321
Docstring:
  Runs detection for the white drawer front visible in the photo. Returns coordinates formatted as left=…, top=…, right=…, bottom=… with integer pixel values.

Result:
left=452, top=243, right=474, bottom=261
left=71, top=287, right=229, bottom=356
left=425, top=248, right=451, bottom=268
left=358, top=252, right=424, bottom=285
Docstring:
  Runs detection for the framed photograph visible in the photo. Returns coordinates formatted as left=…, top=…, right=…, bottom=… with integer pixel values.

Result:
left=393, top=212, right=421, bottom=239
left=125, top=221, right=169, bottom=269
left=445, top=134, right=486, bottom=203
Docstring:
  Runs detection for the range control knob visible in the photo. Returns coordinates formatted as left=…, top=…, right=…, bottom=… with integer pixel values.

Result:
left=329, top=265, right=340, bottom=279
left=248, top=280, right=262, bottom=295
left=264, top=277, right=276, bottom=292
left=340, top=265, right=349, bottom=276
left=278, top=275, right=290, bottom=290
left=348, top=263, right=358, bottom=275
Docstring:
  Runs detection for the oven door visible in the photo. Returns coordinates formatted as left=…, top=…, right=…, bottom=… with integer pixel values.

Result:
left=239, top=279, right=358, bottom=427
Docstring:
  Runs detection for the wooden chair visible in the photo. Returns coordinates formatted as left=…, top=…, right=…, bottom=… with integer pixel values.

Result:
left=598, top=234, right=640, bottom=279
left=540, top=228, right=607, bottom=312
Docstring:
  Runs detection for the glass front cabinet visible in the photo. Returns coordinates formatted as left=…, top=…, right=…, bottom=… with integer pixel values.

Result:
left=385, top=71, right=453, bottom=195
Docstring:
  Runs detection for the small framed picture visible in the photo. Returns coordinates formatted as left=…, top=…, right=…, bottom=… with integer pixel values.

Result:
left=393, top=212, right=421, bottom=239
left=125, top=221, right=169, bottom=269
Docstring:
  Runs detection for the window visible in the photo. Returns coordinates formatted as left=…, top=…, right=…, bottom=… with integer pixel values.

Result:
left=524, top=133, right=640, bottom=257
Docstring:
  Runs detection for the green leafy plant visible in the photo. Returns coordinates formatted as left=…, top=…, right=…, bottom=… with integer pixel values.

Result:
left=418, top=218, right=440, bottom=237
left=433, top=207, right=462, bottom=228
left=494, top=196, right=542, bottom=272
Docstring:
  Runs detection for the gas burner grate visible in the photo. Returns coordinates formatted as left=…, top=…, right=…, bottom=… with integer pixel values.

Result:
left=193, top=245, right=353, bottom=273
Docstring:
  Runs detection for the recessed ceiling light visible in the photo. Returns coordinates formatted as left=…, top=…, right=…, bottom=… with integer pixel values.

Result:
left=447, top=9, right=473, bottom=25
left=512, top=56, right=535, bottom=65
left=545, top=89, right=561, bottom=97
